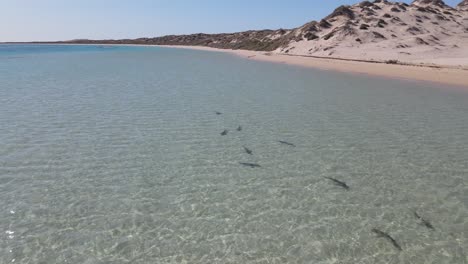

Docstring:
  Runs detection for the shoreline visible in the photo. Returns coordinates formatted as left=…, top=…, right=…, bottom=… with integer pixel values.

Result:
left=3, top=43, right=468, bottom=88
left=158, top=45, right=468, bottom=89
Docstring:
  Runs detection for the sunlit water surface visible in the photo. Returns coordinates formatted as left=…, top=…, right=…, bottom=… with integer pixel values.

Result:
left=0, top=45, right=467, bottom=264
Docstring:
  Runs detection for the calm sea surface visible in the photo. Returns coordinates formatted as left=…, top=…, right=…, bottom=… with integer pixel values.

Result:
left=0, top=44, right=467, bottom=264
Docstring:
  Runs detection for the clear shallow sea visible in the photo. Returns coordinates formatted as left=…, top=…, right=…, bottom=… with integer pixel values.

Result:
left=0, top=44, right=467, bottom=264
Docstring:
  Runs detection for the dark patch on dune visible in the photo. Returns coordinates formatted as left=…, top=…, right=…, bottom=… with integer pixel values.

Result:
left=326, top=5, right=356, bottom=20
left=319, top=19, right=333, bottom=28
left=407, top=26, right=423, bottom=34
left=359, top=24, right=370, bottom=30
left=372, top=31, right=387, bottom=39
left=415, top=37, right=429, bottom=45
left=304, top=32, right=319, bottom=40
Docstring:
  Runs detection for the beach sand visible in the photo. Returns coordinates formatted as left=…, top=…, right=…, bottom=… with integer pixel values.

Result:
left=159, top=45, right=468, bottom=89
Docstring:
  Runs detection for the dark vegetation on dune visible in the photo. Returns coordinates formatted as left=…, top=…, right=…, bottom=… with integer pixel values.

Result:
left=54, top=30, right=295, bottom=52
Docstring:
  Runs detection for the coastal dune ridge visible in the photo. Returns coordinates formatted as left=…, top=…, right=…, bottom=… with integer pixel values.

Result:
left=23, top=0, right=468, bottom=87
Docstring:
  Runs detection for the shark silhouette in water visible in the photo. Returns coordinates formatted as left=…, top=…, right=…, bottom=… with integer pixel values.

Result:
left=243, top=147, right=253, bottom=155
left=221, top=130, right=228, bottom=136
left=323, top=177, right=350, bottom=190
left=237, top=126, right=242, bottom=132
left=372, top=228, right=402, bottom=251
left=239, top=162, right=261, bottom=168
left=414, top=211, right=435, bottom=230
left=215, top=111, right=222, bottom=115
left=279, top=141, right=296, bottom=147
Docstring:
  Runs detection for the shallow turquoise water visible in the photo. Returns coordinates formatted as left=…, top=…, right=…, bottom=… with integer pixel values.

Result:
left=0, top=45, right=467, bottom=264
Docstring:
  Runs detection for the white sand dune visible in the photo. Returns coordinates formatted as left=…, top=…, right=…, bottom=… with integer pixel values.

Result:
left=273, top=0, right=468, bottom=67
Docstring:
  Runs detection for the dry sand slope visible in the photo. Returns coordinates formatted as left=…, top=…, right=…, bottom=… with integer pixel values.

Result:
left=279, top=0, right=468, bottom=67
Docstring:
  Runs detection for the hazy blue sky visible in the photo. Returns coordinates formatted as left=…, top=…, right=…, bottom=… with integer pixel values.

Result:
left=0, top=0, right=462, bottom=42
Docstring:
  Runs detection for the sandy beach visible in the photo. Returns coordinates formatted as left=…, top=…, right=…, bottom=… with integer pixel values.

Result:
left=159, top=45, right=468, bottom=89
